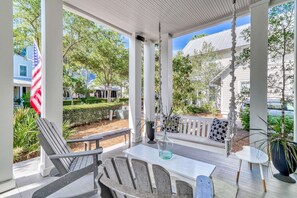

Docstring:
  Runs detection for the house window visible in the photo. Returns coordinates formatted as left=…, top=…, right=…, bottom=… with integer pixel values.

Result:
left=19, top=65, right=27, bottom=77
left=240, top=81, right=250, bottom=94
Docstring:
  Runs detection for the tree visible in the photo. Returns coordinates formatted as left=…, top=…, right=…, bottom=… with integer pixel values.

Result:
left=72, top=28, right=129, bottom=102
left=238, top=2, right=294, bottom=135
left=172, top=52, right=195, bottom=113
left=13, top=0, right=41, bottom=54
left=190, top=42, right=222, bottom=105
left=13, top=0, right=129, bottom=103
left=191, top=34, right=208, bottom=40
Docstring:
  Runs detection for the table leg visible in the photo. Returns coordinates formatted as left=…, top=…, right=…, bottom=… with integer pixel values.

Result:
left=236, top=159, right=242, bottom=183
left=129, top=132, right=131, bottom=148
left=249, top=162, right=252, bottom=171
left=259, top=164, right=267, bottom=192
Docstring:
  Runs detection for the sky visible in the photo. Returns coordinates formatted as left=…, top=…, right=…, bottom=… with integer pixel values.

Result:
left=123, top=15, right=250, bottom=53
left=172, top=15, right=250, bottom=54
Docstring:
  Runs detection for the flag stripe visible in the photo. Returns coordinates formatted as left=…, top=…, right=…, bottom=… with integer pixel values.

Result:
left=30, top=42, right=42, bottom=115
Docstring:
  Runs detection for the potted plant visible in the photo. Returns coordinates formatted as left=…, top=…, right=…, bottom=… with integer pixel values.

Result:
left=256, top=117, right=297, bottom=183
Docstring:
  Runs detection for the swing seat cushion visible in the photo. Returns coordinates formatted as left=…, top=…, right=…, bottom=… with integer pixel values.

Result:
left=157, top=132, right=225, bottom=149
left=209, top=119, right=228, bottom=143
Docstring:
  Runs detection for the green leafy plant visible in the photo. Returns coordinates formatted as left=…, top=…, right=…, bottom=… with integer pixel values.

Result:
left=13, top=107, right=74, bottom=162
left=239, top=107, right=250, bottom=130
left=13, top=107, right=40, bottom=155
left=256, top=117, right=297, bottom=172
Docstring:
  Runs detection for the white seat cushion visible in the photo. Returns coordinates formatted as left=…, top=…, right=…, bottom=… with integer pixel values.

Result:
left=156, top=132, right=225, bottom=149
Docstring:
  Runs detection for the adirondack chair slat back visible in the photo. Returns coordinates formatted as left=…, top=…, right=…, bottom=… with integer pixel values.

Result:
left=103, top=158, right=124, bottom=198
left=100, top=157, right=196, bottom=198
left=152, top=164, right=172, bottom=196
left=113, top=157, right=135, bottom=189
left=36, top=118, right=72, bottom=173
left=131, top=159, right=153, bottom=193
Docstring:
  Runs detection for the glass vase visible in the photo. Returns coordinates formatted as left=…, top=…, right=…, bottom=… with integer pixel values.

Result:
left=157, top=132, right=173, bottom=160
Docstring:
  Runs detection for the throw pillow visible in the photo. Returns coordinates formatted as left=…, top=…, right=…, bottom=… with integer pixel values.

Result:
left=209, top=118, right=228, bottom=143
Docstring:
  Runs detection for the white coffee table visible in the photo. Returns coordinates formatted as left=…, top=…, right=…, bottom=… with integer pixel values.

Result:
left=235, top=146, right=269, bottom=192
left=123, top=144, right=216, bottom=182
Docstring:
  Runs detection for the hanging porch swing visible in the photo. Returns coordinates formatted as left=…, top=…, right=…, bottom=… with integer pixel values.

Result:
left=155, top=0, right=238, bottom=157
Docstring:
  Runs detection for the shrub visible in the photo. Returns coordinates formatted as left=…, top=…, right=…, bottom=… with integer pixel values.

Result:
left=86, top=98, right=108, bottom=104
left=118, top=98, right=129, bottom=103
left=186, top=105, right=203, bottom=114
left=14, top=107, right=40, bottom=155
left=186, top=102, right=217, bottom=115
left=23, top=101, right=31, bottom=108
left=239, top=107, right=250, bottom=130
left=13, top=107, right=74, bottom=162
left=239, top=107, right=294, bottom=132
left=63, top=103, right=122, bottom=126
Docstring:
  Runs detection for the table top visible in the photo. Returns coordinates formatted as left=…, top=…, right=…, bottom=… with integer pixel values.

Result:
left=235, top=146, right=268, bottom=164
left=123, top=144, right=216, bottom=181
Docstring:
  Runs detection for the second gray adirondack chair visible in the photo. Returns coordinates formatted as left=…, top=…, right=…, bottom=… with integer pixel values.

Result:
left=98, top=156, right=194, bottom=198
left=32, top=118, right=103, bottom=198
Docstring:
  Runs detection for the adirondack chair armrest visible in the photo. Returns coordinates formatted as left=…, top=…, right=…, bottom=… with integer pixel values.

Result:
left=66, top=136, right=103, bottom=143
left=49, top=148, right=103, bottom=159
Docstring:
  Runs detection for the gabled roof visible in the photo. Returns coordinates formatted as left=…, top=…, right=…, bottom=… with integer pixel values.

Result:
left=183, top=24, right=250, bottom=56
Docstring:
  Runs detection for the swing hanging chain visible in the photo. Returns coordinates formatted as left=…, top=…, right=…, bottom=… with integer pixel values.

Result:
left=227, top=0, right=238, bottom=150
left=154, top=22, right=164, bottom=130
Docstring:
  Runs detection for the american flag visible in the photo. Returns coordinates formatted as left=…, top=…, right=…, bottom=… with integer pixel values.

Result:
left=30, top=42, right=42, bottom=115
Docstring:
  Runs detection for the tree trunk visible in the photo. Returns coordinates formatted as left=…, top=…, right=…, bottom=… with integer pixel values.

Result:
left=281, top=29, right=286, bottom=136
left=107, top=84, right=112, bottom=102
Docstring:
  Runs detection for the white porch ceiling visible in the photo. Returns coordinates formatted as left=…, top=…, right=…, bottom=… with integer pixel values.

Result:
left=63, top=0, right=283, bottom=40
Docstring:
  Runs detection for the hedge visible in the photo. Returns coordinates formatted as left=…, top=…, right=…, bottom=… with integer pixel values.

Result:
left=63, top=100, right=83, bottom=106
left=63, top=102, right=122, bottom=126
left=119, top=98, right=129, bottom=103
left=86, top=98, right=108, bottom=104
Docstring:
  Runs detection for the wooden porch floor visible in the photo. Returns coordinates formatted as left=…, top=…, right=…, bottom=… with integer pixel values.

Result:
left=1, top=142, right=297, bottom=198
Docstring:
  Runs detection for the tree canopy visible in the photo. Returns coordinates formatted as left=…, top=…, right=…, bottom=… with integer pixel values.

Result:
left=13, top=0, right=129, bottom=102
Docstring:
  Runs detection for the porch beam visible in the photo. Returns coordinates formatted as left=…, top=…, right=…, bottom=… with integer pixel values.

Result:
left=144, top=40, right=156, bottom=123
left=249, top=0, right=269, bottom=146
left=0, top=0, right=15, bottom=193
left=39, top=0, right=63, bottom=176
left=161, top=33, right=173, bottom=113
left=129, top=35, right=142, bottom=143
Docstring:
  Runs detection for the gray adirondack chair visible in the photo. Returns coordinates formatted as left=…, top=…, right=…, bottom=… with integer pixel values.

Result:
left=32, top=118, right=103, bottom=198
left=98, top=156, right=194, bottom=198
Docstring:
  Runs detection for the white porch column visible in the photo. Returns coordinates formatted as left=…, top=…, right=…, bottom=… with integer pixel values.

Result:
left=249, top=0, right=269, bottom=146
left=0, top=0, right=15, bottom=193
left=39, top=0, right=63, bottom=176
left=161, top=33, right=173, bottom=114
left=294, top=0, right=297, bottom=142
left=129, top=35, right=142, bottom=142
left=19, top=86, right=23, bottom=99
left=144, top=40, right=155, bottom=122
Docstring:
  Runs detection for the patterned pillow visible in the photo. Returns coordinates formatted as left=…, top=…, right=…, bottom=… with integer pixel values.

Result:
left=209, top=118, right=228, bottom=143
left=161, top=115, right=180, bottom=133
